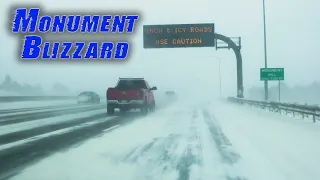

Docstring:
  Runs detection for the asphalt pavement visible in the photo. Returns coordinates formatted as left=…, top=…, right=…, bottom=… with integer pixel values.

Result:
left=0, top=104, right=143, bottom=180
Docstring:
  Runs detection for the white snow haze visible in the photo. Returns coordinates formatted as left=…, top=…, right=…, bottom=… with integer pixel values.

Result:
left=0, top=0, right=319, bottom=99
left=1, top=0, right=320, bottom=179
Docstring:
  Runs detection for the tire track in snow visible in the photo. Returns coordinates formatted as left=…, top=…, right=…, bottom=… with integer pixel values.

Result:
left=176, top=110, right=204, bottom=180
left=122, top=135, right=180, bottom=179
left=202, top=109, right=247, bottom=180
left=122, top=109, right=204, bottom=180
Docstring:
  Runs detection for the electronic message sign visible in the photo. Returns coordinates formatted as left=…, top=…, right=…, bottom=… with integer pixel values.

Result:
left=143, top=23, right=215, bottom=48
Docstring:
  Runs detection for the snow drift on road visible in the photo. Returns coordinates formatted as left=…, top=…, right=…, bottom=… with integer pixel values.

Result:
left=10, top=99, right=246, bottom=180
left=10, top=98, right=320, bottom=180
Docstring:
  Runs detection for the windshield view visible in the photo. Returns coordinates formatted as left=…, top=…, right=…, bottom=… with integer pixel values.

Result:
left=0, top=0, right=319, bottom=180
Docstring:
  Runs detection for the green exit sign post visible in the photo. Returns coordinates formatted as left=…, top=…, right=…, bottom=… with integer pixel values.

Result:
left=260, top=68, right=284, bottom=102
left=260, top=68, right=284, bottom=81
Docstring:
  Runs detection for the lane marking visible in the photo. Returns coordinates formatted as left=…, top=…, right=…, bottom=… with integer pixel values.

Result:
left=0, top=116, right=118, bottom=151
left=0, top=104, right=81, bottom=114
left=103, top=125, right=120, bottom=132
left=0, top=109, right=108, bottom=136
left=0, top=104, right=105, bottom=118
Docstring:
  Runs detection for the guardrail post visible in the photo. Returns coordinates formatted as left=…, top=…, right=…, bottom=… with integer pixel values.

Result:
left=313, top=112, right=316, bottom=123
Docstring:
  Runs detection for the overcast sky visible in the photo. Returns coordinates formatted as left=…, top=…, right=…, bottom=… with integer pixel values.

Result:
left=0, top=0, right=319, bottom=97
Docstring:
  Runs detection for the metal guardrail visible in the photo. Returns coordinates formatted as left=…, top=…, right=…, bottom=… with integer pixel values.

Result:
left=228, top=97, right=320, bottom=123
left=0, top=96, right=77, bottom=103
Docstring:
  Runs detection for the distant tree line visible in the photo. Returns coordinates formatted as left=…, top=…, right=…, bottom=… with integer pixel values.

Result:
left=247, top=81, right=320, bottom=105
left=0, top=75, right=71, bottom=96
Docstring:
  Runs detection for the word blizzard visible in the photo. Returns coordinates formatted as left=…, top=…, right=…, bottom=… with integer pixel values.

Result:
left=12, top=8, right=139, bottom=59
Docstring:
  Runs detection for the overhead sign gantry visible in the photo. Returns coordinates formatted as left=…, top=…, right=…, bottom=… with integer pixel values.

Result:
left=143, top=23, right=244, bottom=98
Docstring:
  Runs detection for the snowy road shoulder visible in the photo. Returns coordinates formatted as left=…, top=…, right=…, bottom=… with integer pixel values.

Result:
left=209, top=100, right=320, bottom=180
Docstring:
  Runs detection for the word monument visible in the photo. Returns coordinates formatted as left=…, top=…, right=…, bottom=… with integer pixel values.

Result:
left=11, top=8, right=139, bottom=60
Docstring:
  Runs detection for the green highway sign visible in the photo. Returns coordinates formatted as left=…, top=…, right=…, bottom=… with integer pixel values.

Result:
left=260, top=68, right=284, bottom=81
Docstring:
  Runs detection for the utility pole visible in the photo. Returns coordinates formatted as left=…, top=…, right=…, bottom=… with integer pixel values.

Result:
left=219, top=58, right=222, bottom=97
left=263, top=0, right=269, bottom=101
left=278, top=80, right=281, bottom=102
